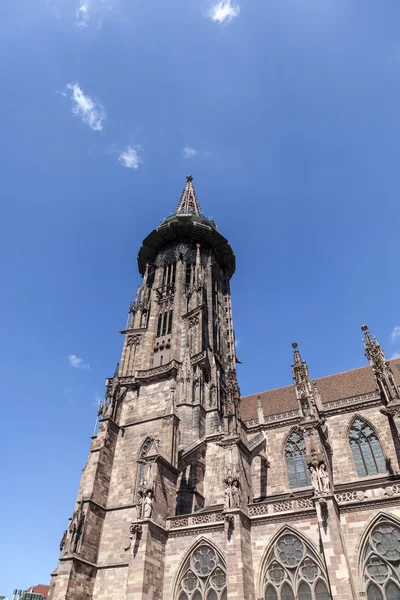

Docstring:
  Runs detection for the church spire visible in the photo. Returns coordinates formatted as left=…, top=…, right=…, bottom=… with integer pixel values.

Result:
left=176, top=175, right=203, bottom=216
left=291, top=342, right=318, bottom=420
left=361, top=324, right=400, bottom=406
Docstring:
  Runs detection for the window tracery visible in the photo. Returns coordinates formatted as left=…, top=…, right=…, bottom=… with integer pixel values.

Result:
left=361, top=519, right=400, bottom=600
left=285, top=431, right=310, bottom=489
left=348, top=418, right=386, bottom=477
left=261, top=531, right=331, bottom=600
left=175, top=544, right=227, bottom=600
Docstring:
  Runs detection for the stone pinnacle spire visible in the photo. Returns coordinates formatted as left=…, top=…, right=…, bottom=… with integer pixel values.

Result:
left=361, top=324, right=400, bottom=405
left=291, top=342, right=321, bottom=421
left=175, top=175, right=203, bottom=216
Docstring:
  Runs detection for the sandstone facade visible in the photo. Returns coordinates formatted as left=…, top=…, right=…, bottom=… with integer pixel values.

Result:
left=49, top=177, right=400, bottom=600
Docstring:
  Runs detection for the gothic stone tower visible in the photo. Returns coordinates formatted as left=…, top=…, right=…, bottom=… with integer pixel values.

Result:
left=49, top=176, right=250, bottom=600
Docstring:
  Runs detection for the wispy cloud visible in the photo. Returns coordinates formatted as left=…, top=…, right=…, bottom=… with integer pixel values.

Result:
left=75, top=0, right=117, bottom=29
left=209, top=0, right=240, bottom=24
left=68, top=354, right=90, bottom=370
left=235, top=339, right=240, bottom=349
left=66, top=82, right=106, bottom=131
left=76, top=0, right=90, bottom=27
left=391, top=352, right=400, bottom=360
left=390, top=326, right=400, bottom=344
left=118, top=146, right=141, bottom=169
left=183, top=146, right=198, bottom=159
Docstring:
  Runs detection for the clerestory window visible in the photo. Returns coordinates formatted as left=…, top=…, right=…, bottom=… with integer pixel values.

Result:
left=349, top=418, right=386, bottom=477
left=285, top=430, right=310, bottom=489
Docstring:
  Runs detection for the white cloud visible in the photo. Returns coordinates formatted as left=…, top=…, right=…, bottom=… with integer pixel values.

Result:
left=209, top=0, right=240, bottom=24
left=68, top=354, right=90, bottom=370
left=390, top=326, right=400, bottom=344
left=66, top=82, right=106, bottom=131
left=391, top=352, right=400, bottom=360
left=119, top=146, right=141, bottom=169
left=183, top=146, right=198, bottom=159
left=235, top=339, right=240, bottom=349
left=76, top=0, right=90, bottom=27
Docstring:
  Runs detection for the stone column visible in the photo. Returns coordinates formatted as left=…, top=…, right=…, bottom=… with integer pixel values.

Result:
left=225, top=510, right=255, bottom=600
left=126, top=521, right=167, bottom=600
left=315, top=496, right=356, bottom=600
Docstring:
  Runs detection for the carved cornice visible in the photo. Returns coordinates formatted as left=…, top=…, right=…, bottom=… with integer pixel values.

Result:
left=118, top=376, right=137, bottom=386
left=135, top=360, right=181, bottom=383
left=321, top=391, right=381, bottom=415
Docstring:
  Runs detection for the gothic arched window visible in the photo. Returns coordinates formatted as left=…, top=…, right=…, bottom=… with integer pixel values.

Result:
left=261, top=530, right=331, bottom=600
left=348, top=418, right=386, bottom=477
left=285, top=431, right=310, bottom=489
left=360, top=518, right=400, bottom=599
left=175, top=543, right=227, bottom=600
left=137, top=437, right=153, bottom=485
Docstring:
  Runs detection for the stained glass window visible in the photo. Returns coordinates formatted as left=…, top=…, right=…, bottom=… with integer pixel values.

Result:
left=298, top=582, right=312, bottom=600
left=285, top=431, right=310, bottom=489
left=314, top=581, right=330, bottom=600
left=281, top=583, right=295, bottom=600
left=349, top=418, right=386, bottom=477
left=361, top=520, right=400, bottom=599
left=176, top=544, right=227, bottom=600
left=265, top=585, right=278, bottom=600
left=262, top=530, right=331, bottom=600
left=386, top=582, right=400, bottom=600
left=367, top=583, right=383, bottom=600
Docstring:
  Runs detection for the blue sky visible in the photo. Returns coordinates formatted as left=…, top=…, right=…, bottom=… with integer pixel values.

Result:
left=1, top=0, right=400, bottom=595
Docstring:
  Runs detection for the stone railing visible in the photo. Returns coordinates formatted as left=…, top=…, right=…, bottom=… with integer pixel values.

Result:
left=248, top=497, right=314, bottom=517
left=323, top=391, right=381, bottom=412
left=246, top=410, right=300, bottom=429
left=335, top=482, right=400, bottom=505
left=167, top=509, right=225, bottom=530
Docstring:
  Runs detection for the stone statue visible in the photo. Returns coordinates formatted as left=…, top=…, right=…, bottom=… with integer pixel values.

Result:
left=309, top=465, right=320, bottom=496
left=319, top=463, right=330, bottom=494
left=124, top=523, right=135, bottom=551
left=136, top=492, right=143, bottom=520
left=231, top=480, right=240, bottom=508
left=143, top=491, right=153, bottom=519
left=224, top=484, right=230, bottom=510
left=59, top=529, right=67, bottom=555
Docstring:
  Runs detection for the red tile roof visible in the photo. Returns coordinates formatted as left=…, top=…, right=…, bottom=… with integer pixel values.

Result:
left=240, top=358, right=400, bottom=423
left=26, top=585, right=49, bottom=598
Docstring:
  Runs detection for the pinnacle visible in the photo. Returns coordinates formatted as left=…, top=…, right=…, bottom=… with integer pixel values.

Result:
left=175, top=175, right=203, bottom=216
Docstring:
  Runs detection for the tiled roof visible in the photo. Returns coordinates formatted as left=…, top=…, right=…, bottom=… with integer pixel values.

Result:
left=26, top=585, right=49, bottom=598
left=240, top=358, right=400, bottom=423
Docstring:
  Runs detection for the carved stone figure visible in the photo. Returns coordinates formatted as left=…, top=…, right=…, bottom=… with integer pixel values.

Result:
left=59, top=529, right=67, bottom=555
left=224, top=484, right=230, bottom=510
left=309, top=465, right=320, bottom=496
left=231, top=480, right=240, bottom=508
left=69, top=502, right=85, bottom=554
left=319, top=463, right=330, bottom=494
left=143, top=491, right=153, bottom=519
left=136, top=492, right=143, bottom=520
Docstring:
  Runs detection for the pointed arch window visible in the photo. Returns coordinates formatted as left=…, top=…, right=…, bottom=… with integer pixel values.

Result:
left=361, top=518, right=400, bottom=600
left=349, top=418, right=386, bottom=477
left=175, top=544, right=227, bottom=600
left=261, top=531, right=331, bottom=600
left=285, top=431, right=310, bottom=489
left=137, top=437, right=153, bottom=485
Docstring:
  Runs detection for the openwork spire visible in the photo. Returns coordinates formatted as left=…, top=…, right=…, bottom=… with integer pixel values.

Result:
left=361, top=324, right=400, bottom=405
left=292, top=343, right=313, bottom=402
left=175, top=175, right=203, bottom=215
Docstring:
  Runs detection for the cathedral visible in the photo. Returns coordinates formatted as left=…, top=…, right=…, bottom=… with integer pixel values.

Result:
left=49, top=176, right=400, bottom=600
